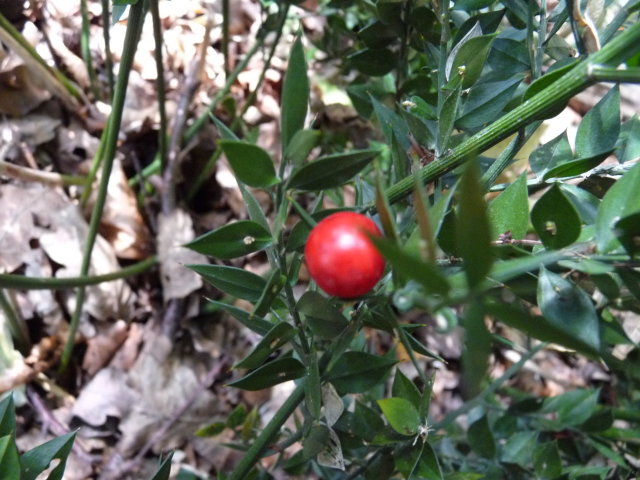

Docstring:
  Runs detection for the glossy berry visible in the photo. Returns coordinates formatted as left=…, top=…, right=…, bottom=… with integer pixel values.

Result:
left=304, top=212, right=385, bottom=299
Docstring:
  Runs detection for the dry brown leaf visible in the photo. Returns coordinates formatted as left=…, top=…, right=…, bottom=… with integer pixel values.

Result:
left=82, top=320, right=129, bottom=376
left=157, top=209, right=206, bottom=301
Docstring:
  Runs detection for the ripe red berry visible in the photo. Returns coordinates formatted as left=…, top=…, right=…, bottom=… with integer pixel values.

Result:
left=304, top=212, right=385, bottom=299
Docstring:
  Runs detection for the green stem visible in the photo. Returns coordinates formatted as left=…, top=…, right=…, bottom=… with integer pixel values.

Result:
left=222, top=0, right=230, bottom=77
left=60, top=1, right=147, bottom=372
left=588, top=66, right=640, bottom=83
left=149, top=0, right=168, bottom=171
left=381, top=21, right=640, bottom=207
left=228, top=381, right=305, bottom=480
left=0, top=257, right=156, bottom=290
left=0, top=289, right=30, bottom=354
left=101, top=0, right=114, bottom=99
left=80, top=0, right=99, bottom=99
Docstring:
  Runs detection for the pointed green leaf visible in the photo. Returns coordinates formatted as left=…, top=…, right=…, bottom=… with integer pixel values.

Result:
left=149, top=452, right=174, bottom=480
left=392, top=370, right=421, bottom=411
left=395, top=441, right=443, bottom=480
left=461, top=301, right=491, bottom=398
left=284, top=129, right=320, bottom=167
left=0, top=435, right=20, bottom=480
left=531, top=184, right=581, bottom=249
left=436, top=81, right=462, bottom=155
left=448, top=33, right=498, bottom=89
left=457, top=162, right=493, bottom=288
left=188, top=264, right=266, bottom=301
left=537, top=267, right=601, bottom=353
left=185, top=221, right=272, bottom=259
left=468, top=415, right=496, bottom=458
left=281, top=36, right=309, bottom=151
left=457, top=75, right=522, bottom=129
left=219, top=140, right=279, bottom=188
left=0, top=395, right=16, bottom=437
left=542, top=389, right=600, bottom=426
left=227, top=357, right=305, bottom=391
left=302, top=423, right=331, bottom=459
left=234, top=322, right=297, bottom=370
left=20, top=431, right=76, bottom=480
left=501, top=431, right=538, bottom=467
left=207, top=300, right=273, bottom=336
left=533, top=441, right=562, bottom=478
left=488, top=173, right=529, bottom=240
left=596, top=161, right=640, bottom=253
left=287, top=149, right=379, bottom=191
left=305, top=353, right=322, bottom=420
left=542, top=152, right=610, bottom=180
left=327, top=352, right=396, bottom=394
left=575, top=85, right=620, bottom=158
left=529, top=131, right=573, bottom=179
left=486, top=300, right=599, bottom=355
left=377, top=398, right=420, bottom=436
left=616, top=115, right=640, bottom=163
left=297, top=291, right=349, bottom=340
left=614, top=212, right=640, bottom=257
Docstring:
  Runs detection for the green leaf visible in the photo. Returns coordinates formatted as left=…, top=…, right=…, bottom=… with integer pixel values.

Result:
left=436, top=81, right=462, bottom=155
left=305, top=353, right=322, bottom=420
left=348, top=48, right=396, bottom=76
left=0, top=395, right=16, bottom=437
left=461, top=301, right=491, bottom=398
left=531, top=184, right=581, bottom=249
left=614, top=212, right=640, bottom=257
left=327, top=351, right=396, bottom=394
left=358, top=20, right=398, bottom=49
left=392, top=369, right=421, bottom=411
left=253, top=269, right=286, bottom=318
left=542, top=389, right=600, bottom=426
left=207, top=300, right=273, bottom=336
left=377, top=398, right=420, bottom=436
left=488, top=173, right=529, bottom=240
left=195, top=422, right=226, bottom=437
left=281, top=36, right=309, bottom=151
left=453, top=0, right=497, bottom=10
left=596, top=161, right=640, bottom=253
left=575, top=85, right=620, bottom=158
left=297, top=291, right=349, bottom=340
left=486, top=300, right=600, bottom=355
left=537, top=267, right=601, bottom=353
left=529, top=131, right=573, bottom=179
left=350, top=402, right=385, bottom=442
left=616, top=115, right=640, bottom=163
left=468, top=415, right=496, bottom=458
left=533, top=441, right=562, bottom=478
left=303, top=423, right=331, bottom=459
left=371, top=96, right=411, bottom=153
left=227, top=357, right=305, bottom=391
left=20, top=431, right=76, bottom=480
left=395, top=442, right=443, bottom=480
left=189, top=264, right=266, bottom=301
left=501, top=431, right=537, bottom=467
left=457, top=75, right=522, bottom=129
left=149, top=452, right=174, bottom=480
left=219, top=140, right=279, bottom=188
left=234, top=322, right=297, bottom=370
left=0, top=435, right=20, bottom=480
left=457, top=161, right=493, bottom=288
left=369, top=236, right=450, bottom=295
left=287, top=149, right=379, bottom=191
left=185, top=221, right=272, bottom=259
left=284, top=129, right=320, bottom=167
left=542, top=152, right=610, bottom=181
left=448, top=32, right=498, bottom=89
left=487, top=37, right=530, bottom=77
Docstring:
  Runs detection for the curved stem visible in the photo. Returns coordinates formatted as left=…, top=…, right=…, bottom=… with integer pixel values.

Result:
left=228, top=381, right=305, bottom=480
left=0, top=257, right=157, bottom=290
left=60, top=1, right=147, bottom=371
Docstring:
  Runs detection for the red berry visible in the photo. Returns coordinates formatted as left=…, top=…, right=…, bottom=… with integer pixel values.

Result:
left=304, top=212, right=385, bottom=299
